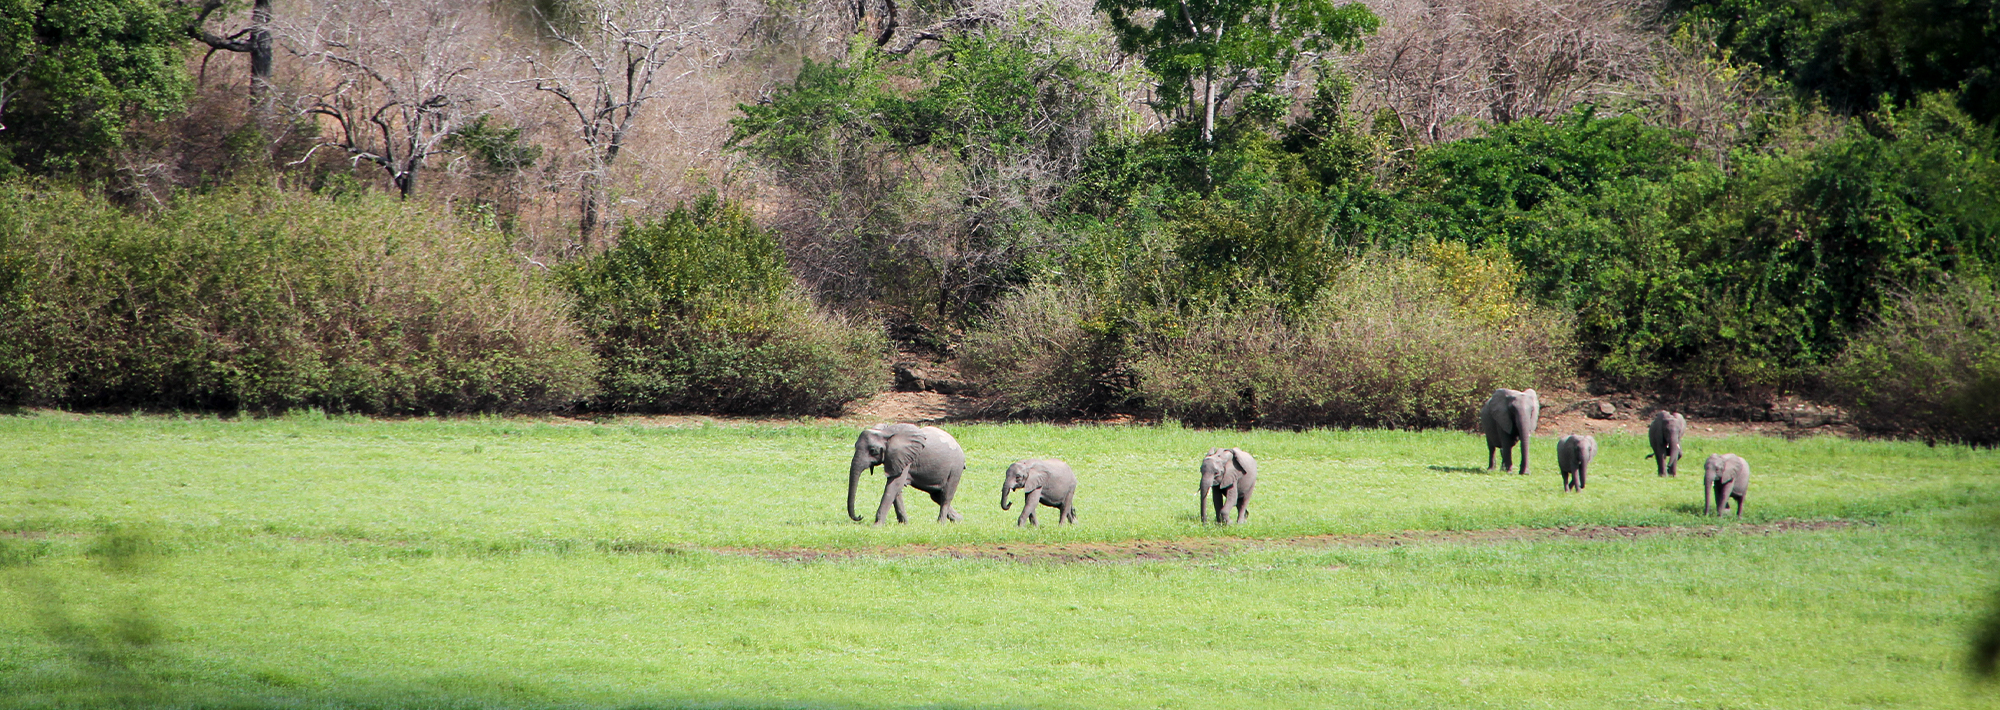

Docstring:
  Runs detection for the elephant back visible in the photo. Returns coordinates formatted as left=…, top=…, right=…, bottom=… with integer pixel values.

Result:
left=909, top=426, right=966, bottom=468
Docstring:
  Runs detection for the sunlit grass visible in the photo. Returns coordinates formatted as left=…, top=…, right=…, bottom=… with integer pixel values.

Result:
left=1, top=412, right=1995, bottom=709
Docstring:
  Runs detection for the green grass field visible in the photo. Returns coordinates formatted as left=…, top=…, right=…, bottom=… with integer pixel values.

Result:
left=1, top=412, right=1996, bottom=709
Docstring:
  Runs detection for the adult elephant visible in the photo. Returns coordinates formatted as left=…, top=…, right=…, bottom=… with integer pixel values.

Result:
left=847, top=423, right=967, bottom=526
left=1480, top=388, right=1540, bottom=475
left=1647, top=410, right=1687, bottom=477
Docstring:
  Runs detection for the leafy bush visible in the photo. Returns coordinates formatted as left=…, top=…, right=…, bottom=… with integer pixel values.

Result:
left=959, top=282, right=1133, bottom=416
left=1505, top=95, right=2000, bottom=392
left=964, top=249, right=1572, bottom=427
left=1827, top=279, right=2000, bottom=445
left=0, top=182, right=598, bottom=413
left=561, top=196, right=885, bottom=415
left=1132, top=254, right=1573, bottom=428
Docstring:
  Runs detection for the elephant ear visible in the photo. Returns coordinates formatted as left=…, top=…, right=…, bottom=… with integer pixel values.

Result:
left=885, top=438, right=920, bottom=473
left=1022, top=468, right=1047, bottom=493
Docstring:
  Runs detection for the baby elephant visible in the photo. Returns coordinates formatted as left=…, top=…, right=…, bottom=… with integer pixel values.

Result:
left=1702, top=454, right=1750, bottom=517
left=1647, top=410, right=1687, bottom=477
left=1200, top=448, right=1257, bottom=524
left=1000, top=459, right=1077, bottom=527
left=1555, top=434, right=1596, bottom=492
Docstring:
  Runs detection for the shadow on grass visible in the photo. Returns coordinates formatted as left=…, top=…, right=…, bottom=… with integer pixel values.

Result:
left=1426, top=465, right=1497, bottom=475
left=0, top=673, right=1027, bottom=710
left=1666, top=502, right=1708, bottom=515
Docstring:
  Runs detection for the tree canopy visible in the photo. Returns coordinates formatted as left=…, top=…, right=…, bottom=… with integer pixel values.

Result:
left=0, top=0, right=191, bottom=174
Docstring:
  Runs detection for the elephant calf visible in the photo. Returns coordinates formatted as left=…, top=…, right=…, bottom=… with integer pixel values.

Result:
left=1647, top=410, right=1687, bottom=477
left=1555, top=434, right=1596, bottom=492
left=1000, top=459, right=1077, bottom=527
left=1200, top=448, right=1257, bottom=524
left=1702, top=454, right=1750, bottom=517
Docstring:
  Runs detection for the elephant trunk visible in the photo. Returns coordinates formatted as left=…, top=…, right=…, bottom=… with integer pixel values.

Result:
left=1001, top=479, right=1015, bottom=510
left=1198, top=480, right=1211, bottom=523
left=847, top=453, right=869, bottom=522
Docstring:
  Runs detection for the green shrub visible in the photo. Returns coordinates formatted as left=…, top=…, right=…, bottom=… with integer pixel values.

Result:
left=1132, top=254, right=1573, bottom=428
left=0, top=181, right=598, bottom=413
left=1828, top=279, right=2000, bottom=445
left=562, top=196, right=885, bottom=415
left=964, top=251, right=1572, bottom=427
left=959, top=282, right=1133, bottom=416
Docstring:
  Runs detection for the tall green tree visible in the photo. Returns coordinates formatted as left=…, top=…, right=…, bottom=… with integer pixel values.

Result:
left=1676, top=0, right=2000, bottom=124
left=1097, top=0, right=1376, bottom=162
left=0, top=0, right=191, bottom=174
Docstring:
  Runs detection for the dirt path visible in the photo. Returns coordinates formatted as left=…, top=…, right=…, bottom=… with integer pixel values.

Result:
left=723, top=519, right=1859, bottom=564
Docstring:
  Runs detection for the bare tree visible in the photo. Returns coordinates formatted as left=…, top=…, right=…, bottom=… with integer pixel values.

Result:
left=185, top=0, right=275, bottom=95
left=283, top=0, right=497, bottom=198
left=518, top=0, right=733, bottom=244
left=1346, top=0, right=1657, bottom=143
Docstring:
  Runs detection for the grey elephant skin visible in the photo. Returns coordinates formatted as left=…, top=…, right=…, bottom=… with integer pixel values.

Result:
left=1647, top=411, right=1687, bottom=477
left=999, top=459, right=1077, bottom=527
left=847, top=423, right=967, bottom=526
left=1555, top=434, right=1596, bottom=492
left=1480, top=388, right=1540, bottom=475
left=1199, top=448, right=1257, bottom=524
left=1702, top=453, right=1750, bottom=517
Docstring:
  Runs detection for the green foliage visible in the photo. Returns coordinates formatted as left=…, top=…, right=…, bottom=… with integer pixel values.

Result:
left=1828, top=278, right=2000, bottom=444
left=730, top=20, right=1129, bottom=329
left=560, top=196, right=885, bottom=415
left=1412, top=106, right=1696, bottom=238
left=1675, top=0, right=2000, bottom=124
left=1506, top=95, right=2000, bottom=391
left=0, top=0, right=193, bottom=174
left=966, top=237, right=1572, bottom=425
left=444, top=114, right=542, bottom=175
left=0, top=181, right=598, bottom=413
left=1098, top=0, right=1378, bottom=141
left=1131, top=255, right=1572, bottom=428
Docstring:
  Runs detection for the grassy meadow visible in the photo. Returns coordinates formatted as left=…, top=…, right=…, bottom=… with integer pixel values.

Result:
left=0, top=412, right=1996, bottom=709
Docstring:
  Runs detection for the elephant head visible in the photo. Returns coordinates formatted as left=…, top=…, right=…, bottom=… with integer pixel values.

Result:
left=849, top=423, right=920, bottom=521
left=1199, top=448, right=1235, bottom=523
left=1000, top=461, right=1041, bottom=511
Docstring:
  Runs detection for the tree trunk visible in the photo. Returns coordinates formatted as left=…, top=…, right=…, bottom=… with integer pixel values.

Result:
left=579, top=170, right=602, bottom=247
left=395, top=164, right=418, bottom=199
left=249, top=0, right=273, bottom=96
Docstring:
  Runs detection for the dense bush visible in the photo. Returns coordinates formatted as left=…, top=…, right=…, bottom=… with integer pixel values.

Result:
left=1827, top=279, right=2000, bottom=445
left=1132, top=254, right=1572, bottom=428
left=0, top=182, right=598, bottom=413
left=964, top=247, right=1572, bottom=426
left=960, top=282, right=1133, bottom=415
left=561, top=196, right=885, bottom=415
left=1504, top=95, right=2000, bottom=391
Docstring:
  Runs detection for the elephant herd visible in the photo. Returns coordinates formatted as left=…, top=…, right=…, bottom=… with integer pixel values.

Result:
left=843, top=422, right=1254, bottom=527
left=1482, top=388, right=1749, bottom=517
left=844, top=390, right=1751, bottom=528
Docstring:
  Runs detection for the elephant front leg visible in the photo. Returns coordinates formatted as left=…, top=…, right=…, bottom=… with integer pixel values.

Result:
left=1017, top=489, right=1042, bottom=527
left=875, top=475, right=911, bottom=526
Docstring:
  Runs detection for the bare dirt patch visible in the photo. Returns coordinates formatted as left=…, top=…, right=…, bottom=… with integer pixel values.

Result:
left=723, top=519, right=1859, bottom=564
